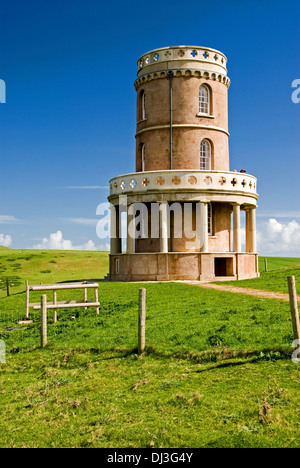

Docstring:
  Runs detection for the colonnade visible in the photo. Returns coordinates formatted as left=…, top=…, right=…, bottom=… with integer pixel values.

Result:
left=110, top=201, right=257, bottom=255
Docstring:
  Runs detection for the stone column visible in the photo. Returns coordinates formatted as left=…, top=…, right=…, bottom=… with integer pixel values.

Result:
left=159, top=201, right=169, bottom=253
left=127, top=204, right=135, bottom=254
left=246, top=207, right=256, bottom=253
left=233, top=203, right=241, bottom=253
left=110, top=205, right=122, bottom=254
left=199, top=202, right=208, bottom=253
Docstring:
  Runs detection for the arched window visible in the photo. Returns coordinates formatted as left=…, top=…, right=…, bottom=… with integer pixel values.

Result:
left=141, top=90, right=146, bottom=120
left=199, top=85, right=210, bottom=114
left=200, top=139, right=211, bottom=170
left=141, top=144, right=146, bottom=171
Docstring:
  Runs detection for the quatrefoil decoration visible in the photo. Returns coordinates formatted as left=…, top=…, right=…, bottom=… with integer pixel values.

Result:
left=156, top=176, right=165, bottom=186
left=142, top=178, right=150, bottom=187
left=120, top=181, right=126, bottom=190
left=231, top=178, right=238, bottom=187
left=190, top=50, right=198, bottom=57
left=218, top=177, right=226, bottom=186
left=172, top=176, right=181, bottom=186
left=204, top=176, right=212, bottom=185
left=130, top=179, right=137, bottom=189
left=203, top=51, right=209, bottom=59
left=188, top=176, right=197, bottom=185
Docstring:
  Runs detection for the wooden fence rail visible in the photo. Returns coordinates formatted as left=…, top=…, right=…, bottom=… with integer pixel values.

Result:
left=26, top=281, right=100, bottom=323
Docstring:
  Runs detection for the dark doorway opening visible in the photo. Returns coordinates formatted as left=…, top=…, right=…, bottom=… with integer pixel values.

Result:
left=214, top=257, right=233, bottom=277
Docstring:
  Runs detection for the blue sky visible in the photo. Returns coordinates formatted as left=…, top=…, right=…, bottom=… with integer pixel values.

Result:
left=0, top=0, right=299, bottom=255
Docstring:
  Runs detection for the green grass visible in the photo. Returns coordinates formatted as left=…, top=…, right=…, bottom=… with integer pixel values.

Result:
left=0, top=249, right=109, bottom=299
left=258, top=257, right=300, bottom=272
left=0, top=246, right=12, bottom=252
left=1, top=350, right=300, bottom=448
left=216, top=257, right=300, bottom=295
left=0, top=251, right=299, bottom=448
left=0, top=282, right=294, bottom=354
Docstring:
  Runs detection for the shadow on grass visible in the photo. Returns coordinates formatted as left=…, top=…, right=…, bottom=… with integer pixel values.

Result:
left=51, top=344, right=292, bottom=365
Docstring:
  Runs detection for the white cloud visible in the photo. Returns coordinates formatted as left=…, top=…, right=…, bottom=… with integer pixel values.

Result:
left=32, top=230, right=109, bottom=251
left=0, top=234, right=12, bottom=248
left=64, top=218, right=98, bottom=226
left=0, top=215, right=22, bottom=224
left=257, top=218, right=300, bottom=256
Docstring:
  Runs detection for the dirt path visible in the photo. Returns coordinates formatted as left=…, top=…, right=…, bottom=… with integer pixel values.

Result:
left=184, top=282, right=300, bottom=302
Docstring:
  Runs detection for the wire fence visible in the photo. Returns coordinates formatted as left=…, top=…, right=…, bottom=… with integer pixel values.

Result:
left=0, top=281, right=295, bottom=361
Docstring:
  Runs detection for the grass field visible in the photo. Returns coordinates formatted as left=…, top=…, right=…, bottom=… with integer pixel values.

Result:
left=216, top=257, right=300, bottom=294
left=0, top=250, right=300, bottom=448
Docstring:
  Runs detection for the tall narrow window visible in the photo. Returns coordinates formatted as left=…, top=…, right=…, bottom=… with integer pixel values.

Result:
left=199, top=85, right=210, bottom=114
left=208, top=203, right=213, bottom=235
left=141, top=144, right=146, bottom=171
left=141, top=90, right=146, bottom=120
left=200, top=139, right=211, bottom=170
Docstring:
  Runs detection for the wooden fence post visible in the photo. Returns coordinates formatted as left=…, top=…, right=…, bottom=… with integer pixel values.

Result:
left=41, top=295, right=47, bottom=348
left=138, top=288, right=146, bottom=354
left=264, top=258, right=268, bottom=272
left=84, top=287, right=88, bottom=311
left=288, top=276, right=300, bottom=342
left=26, top=281, right=29, bottom=318
left=53, top=290, right=57, bottom=324
left=95, top=287, right=99, bottom=315
left=6, top=279, right=10, bottom=297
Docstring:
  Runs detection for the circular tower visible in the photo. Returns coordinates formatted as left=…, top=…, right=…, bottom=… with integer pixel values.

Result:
left=108, top=46, right=259, bottom=282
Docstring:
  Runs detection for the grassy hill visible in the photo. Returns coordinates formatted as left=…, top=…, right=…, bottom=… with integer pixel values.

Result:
left=0, top=250, right=109, bottom=298
left=0, top=251, right=300, bottom=448
left=0, top=246, right=13, bottom=253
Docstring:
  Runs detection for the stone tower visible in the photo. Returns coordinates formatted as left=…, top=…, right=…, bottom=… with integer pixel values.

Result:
left=108, top=46, right=259, bottom=281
